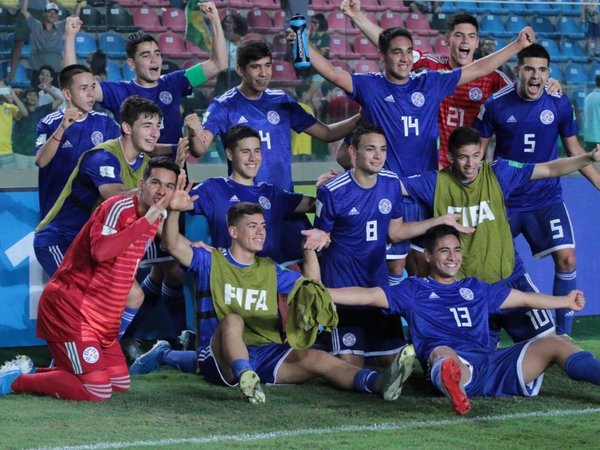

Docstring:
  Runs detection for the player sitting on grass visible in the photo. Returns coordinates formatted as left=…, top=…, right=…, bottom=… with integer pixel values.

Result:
left=329, top=224, right=600, bottom=415
left=130, top=193, right=416, bottom=404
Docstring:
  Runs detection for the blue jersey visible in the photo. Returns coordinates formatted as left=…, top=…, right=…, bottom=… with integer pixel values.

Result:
left=475, top=85, right=578, bottom=211
left=100, top=70, right=192, bottom=152
left=382, top=276, right=511, bottom=366
left=315, top=170, right=403, bottom=288
left=350, top=69, right=462, bottom=176
left=189, top=247, right=301, bottom=346
left=203, top=88, right=317, bottom=190
left=35, top=149, right=145, bottom=246
left=401, top=159, right=535, bottom=280
left=191, top=177, right=303, bottom=263
left=34, top=110, right=119, bottom=218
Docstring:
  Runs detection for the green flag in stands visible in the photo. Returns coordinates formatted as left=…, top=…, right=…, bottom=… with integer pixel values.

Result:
left=185, top=1, right=212, bottom=52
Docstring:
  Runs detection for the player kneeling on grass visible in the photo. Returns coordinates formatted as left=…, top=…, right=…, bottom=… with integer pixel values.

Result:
left=0, top=157, right=179, bottom=401
left=329, top=224, right=600, bottom=415
left=130, top=185, right=416, bottom=403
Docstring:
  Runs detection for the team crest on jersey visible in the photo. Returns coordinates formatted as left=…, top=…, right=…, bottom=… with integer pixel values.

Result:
left=540, top=110, right=554, bottom=125
left=267, top=110, right=280, bottom=125
left=82, top=346, right=100, bottom=364
left=411, top=92, right=425, bottom=107
left=469, top=87, right=483, bottom=102
left=159, top=91, right=173, bottom=105
left=258, top=196, right=271, bottom=210
left=342, top=332, right=357, bottom=347
left=378, top=198, right=392, bottom=214
left=91, top=131, right=104, bottom=146
left=459, top=288, right=474, bottom=301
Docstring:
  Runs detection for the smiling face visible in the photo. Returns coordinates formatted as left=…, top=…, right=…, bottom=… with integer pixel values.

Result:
left=124, top=112, right=161, bottom=154
left=138, top=166, right=177, bottom=211
left=350, top=132, right=387, bottom=176
left=448, top=142, right=484, bottom=183
left=516, top=56, right=550, bottom=100
left=128, top=41, right=163, bottom=86
left=448, top=22, right=479, bottom=68
left=425, top=234, right=463, bottom=283
left=228, top=136, right=262, bottom=183
left=229, top=212, right=266, bottom=254
left=381, top=35, right=414, bottom=83
left=64, top=72, right=96, bottom=113
left=237, top=56, right=272, bottom=97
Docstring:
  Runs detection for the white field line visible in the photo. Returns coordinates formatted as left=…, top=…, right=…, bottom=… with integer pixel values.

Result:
left=31, top=407, right=600, bottom=450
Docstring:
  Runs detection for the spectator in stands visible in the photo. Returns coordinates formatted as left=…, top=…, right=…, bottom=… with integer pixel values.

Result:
left=309, top=13, right=330, bottom=59
left=582, top=2, right=600, bottom=58
left=0, top=82, right=28, bottom=168
left=214, top=13, right=247, bottom=96
left=36, top=65, right=65, bottom=110
left=12, top=88, right=52, bottom=168
left=7, top=0, right=46, bottom=84
left=88, top=50, right=108, bottom=82
left=477, top=38, right=514, bottom=79
left=584, top=75, right=600, bottom=151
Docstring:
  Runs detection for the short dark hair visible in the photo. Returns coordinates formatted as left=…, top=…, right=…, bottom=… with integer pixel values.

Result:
left=59, top=64, right=92, bottom=90
left=378, top=27, right=413, bottom=53
left=236, top=40, right=272, bottom=68
left=126, top=32, right=159, bottom=59
left=222, top=13, right=248, bottom=36
left=517, top=43, right=550, bottom=65
left=423, top=224, right=460, bottom=253
left=227, top=202, right=264, bottom=227
left=311, top=13, right=328, bottom=32
left=448, top=127, right=481, bottom=155
left=351, top=123, right=386, bottom=149
left=119, top=95, right=163, bottom=128
left=447, top=13, right=478, bottom=33
left=89, top=49, right=107, bottom=78
left=39, top=65, right=56, bottom=78
left=224, top=125, right=260, bottom=151
left=143, top=156, right=180, bottom=181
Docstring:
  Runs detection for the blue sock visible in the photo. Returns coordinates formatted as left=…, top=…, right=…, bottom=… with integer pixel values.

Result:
left=553, top=270, right=576, bottom=335
left=388, top=269, right=408, bottom=286
left=161, top=350, right=198, bottom=374
left=429, top=357, right=445, bottom=393
left=141, top=275, right=162, bottom=300
left=564, top=351, right=600, bottom=385
left=118, top=307, right=139, bottom=340
left=231, top=359, right=253, bottom=381
left=353, top=368, right=378, bottom=393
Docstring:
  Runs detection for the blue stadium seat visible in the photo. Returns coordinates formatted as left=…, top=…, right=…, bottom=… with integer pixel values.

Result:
left=456, top=1, right=479, bottom=13
left=589, top=63, right=600, bottom=84
left=0, top=34, right=9, bottom=59
left=560, top=40, right=588, bottom=63
left=75, top=32, right=98, bottom=58
left=106, top=61, right=121, bottom=81
left=505, top=16, right=529, bottom=35
left=565, top=63, right=591, bottom=85
left=479, top=15, right=510, bottom=38
left=509, top=2, right=529, bottom=14
left=478, top=2, right=503, bottom=15
left=440, top=1, right=458, bottom=13
left=556, top=1, right=581, bottom=17
left=570, top=89, right=587, bottom=112
left=9, top=63, right=31, bottom=88
left=122, top=62, right=135, bottom=81
left=531, top=16, right=557, bottom=38
left=549, top=63, right=564, bottom=83
left=528, top=0, right=558, bottom=16
left=539, top=38, right=565, bottom=62
left=556, top=16, right=585, bottom=40
left=99, top=32, right=127, bottom=59
left=20, top=42, right=30, bottom=58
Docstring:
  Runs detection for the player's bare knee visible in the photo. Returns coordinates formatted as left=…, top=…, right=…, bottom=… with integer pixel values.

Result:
left=553, top=249, right=576, bottom=272
left=126, top=283, right=145, bottom=308
left=221, top=313, right=244, bottom=329
left=428, top=346, right=456, bottom=364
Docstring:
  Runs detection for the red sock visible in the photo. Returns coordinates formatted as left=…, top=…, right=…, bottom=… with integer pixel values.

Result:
left=12, top=370, right=112, bottom=402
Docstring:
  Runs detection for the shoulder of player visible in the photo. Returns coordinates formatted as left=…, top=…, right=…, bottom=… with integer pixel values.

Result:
left=99, top=195, right=136, bottom=221
left=321, top=171, right=352, bottom=192
left=378, top=169, right=401, bottom=183
left=489, top=83, right=517, bottom=101
left=40, top=109, right=66, bottom=126
left=414, top=52, right=449, bottom=69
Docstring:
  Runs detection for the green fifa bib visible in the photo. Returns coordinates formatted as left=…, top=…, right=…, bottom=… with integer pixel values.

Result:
left=433, top=163, right=515, bottom=282
left=36, top=139, right=149, bottom=232
left=210, top=250, right=282, bottom=346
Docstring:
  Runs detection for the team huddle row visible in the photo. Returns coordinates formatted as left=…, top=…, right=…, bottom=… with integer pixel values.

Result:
left=1, top=1, right=599, bottom=415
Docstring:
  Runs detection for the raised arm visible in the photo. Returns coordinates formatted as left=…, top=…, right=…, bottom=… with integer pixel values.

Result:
left=340, top=0, right=382, bottom=46
left=189, top=2, right=228, bottom=83
left=20, top=0, right=30, bottom=19
left=388, top=214, right=474, bottom=243
left=304, top=113, right=361, bottom=143
left=459, top=27, right=535, bottom=86
left=63, top=16, right=81, bottom=67
left=328, top=285, right=389, bottom=308
left=185, top=113, right=213, bottom=158
left=305, top=38, right=354, bottom=93
left=531, top=145, right=600, bottom=180
left=500, top=288, right=585, bottom=312
left=562, top=136, right=600, bottom=189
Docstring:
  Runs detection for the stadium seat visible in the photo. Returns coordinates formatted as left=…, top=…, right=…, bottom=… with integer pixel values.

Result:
left=117, top=0, right=143, bottom=6
left=0, top=7, right=15, bottom=32
left=405, top=12, right=437, bottom=37
left=329, top=33, right=358, bottom=59
left=271, top=33, right=288, bottom=59
left=246, top=9, right=277, bottom=33
left=560, top=40, right=588, bottom=63
left=270, top=60, right=300, bottom=87
left=80, top=6, right=105, bottom=32
left=9, top=62, right=31, bottom=88
left=328, top=11, right=359, bottom=34
left=158, top=31, right=187, bottom=58
left=162, top=8, right=186, bottom=33
left=440, top=1, right=458, bottom=13
left=134, top=7, right=166, bottom=33
left=478, top=1, right=504, bottom=15
left=361, top=0, right=386, bottom=12
left=379, top=11, right=405, bottom=30
left=99, top=32, right=127, bottom=59
left=353, top=36, right=379, bottom=59
left=531, top=16, right=557, bottom=38
left=20, top=42, right=30, bottom=58
left=504, top=16, right=529, bottom=35
left=330, top=59, right=353, bottom=73
left=253, top=0, right=279, bottom=10
left=106, top=61, right=122, bottom=81
left=310, top=0, right=335, bottom=12
left=106, top=6, right=136, bottom=32
left=144, top=0, right=171, bottom=7
left=379, top=0, right=409, bottom=12
left=354, top=59, right=380, bottom=74
left=565, top=63, right=591, bottom=85
left=0, top=35, right=8, bottom=59
left=556, top=1, right=581, bottom=16
left=186, top=40, right=210, bottom=59
left=528, top=0, right=559, bottom=16
left=412, top=36, right=433, bottom=54
left=430, top=12, right=448, bottom=34
left=161, top=59, right=181, bottom=74
left=122, top=62, right=135, bottom=80
left=549, top=63, right=564, bottom=83
left=539, top=38, right=564, bottom=63
left=510, top=2, right=529, bottom=14
left=456, top=2, right=479, bottom=14
left=571, top=89, right=587, bottom=113
left=273, top=10, right=285, bottom=31
left=589, top=63, right=600, bottom=84
left=75, top=32, right=98, bottom=58
left=479, top=15, right=509, bottom=38
left=556, top=16, right=585, bottom=40
left=242, top=32, right=268, bottom=43
left=433, top=35, right=450, bottom=57
left=1, top=32, right=14, bottom=59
